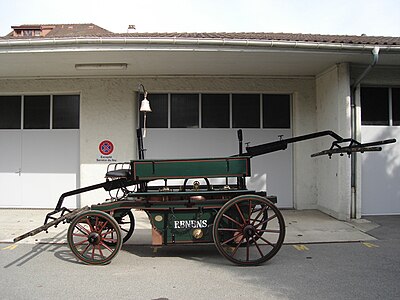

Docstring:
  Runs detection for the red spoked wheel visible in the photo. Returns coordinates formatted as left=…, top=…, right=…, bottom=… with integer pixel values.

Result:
left=67, top=210, right=122, bottom=265
left=115, top=209, right=135, bottom=244
left=105, top=209, right=135, bottom=245
left=213, top=195, right=285, bottom=266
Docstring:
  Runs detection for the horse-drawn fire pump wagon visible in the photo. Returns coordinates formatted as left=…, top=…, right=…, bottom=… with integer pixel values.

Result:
left=13, top=91, right=396, bottom=266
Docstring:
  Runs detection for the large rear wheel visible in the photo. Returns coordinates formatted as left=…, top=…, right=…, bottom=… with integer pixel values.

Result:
left=213, top=195, right=285, bottom=266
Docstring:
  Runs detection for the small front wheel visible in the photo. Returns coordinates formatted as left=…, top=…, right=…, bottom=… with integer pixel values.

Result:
left=108, top=209, right=135, bottom=244
left=67, top=210, right=122, bottom=265
left=213, top=195, right=285, bottom=266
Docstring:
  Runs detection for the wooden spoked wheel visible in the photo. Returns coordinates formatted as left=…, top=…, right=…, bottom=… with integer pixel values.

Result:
left=67, top=210, right=122, bottom=265
left=213, top=195, right=285, bottom=266
left=112, top=209, right=135, bottom=244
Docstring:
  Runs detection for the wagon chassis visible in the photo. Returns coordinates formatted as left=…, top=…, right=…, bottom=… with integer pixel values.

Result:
left=13, top=129, right=395, bottom=266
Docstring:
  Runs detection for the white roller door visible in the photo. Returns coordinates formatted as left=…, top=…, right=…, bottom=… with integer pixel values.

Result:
left=139, top=92, right=293, bottom=208
left=361, top=127, right=400, bottom=215
left=0, top=95, right=80, bottom=208
left=361, top=87, right=400, bottom=215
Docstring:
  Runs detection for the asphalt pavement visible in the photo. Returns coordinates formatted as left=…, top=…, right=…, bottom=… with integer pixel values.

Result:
left=0, top=209, right=399, bottom=299
left=1, top=229, right=399, bottom=300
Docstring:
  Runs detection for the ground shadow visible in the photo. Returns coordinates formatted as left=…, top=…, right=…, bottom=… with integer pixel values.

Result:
left=121, top=243, right=227, bottom=266
left=4, top=230, right=69, bottom=268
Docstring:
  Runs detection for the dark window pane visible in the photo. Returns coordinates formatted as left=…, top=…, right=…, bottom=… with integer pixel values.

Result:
left=171, top=94, right=199, bottom=128
left=263, top=94, right=291, bottom=128
left=0, top=96, right=21, bottom=129
left=202, top=94, right=230, bottom=128
left=361, top=87, right=389, bottom=125
left=139, top=93, right=168, bottom=128
left=53, top=95, right=80, bottom=129
left=392, top=88, right=400, bottom=126
left=232, top=94, right=260, bottom=128
left=24, top=95, right=50, bottom=129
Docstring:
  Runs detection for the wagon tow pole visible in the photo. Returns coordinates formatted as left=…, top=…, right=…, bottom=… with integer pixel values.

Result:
left=14, top=206, right=89, bottom=243
left=13, top=206, right=90, bottom=243
left=13, top=175, right=137, bottom=243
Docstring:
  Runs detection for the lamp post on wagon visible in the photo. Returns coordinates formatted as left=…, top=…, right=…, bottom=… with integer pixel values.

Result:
left=137, top=83, right=151, bottom=159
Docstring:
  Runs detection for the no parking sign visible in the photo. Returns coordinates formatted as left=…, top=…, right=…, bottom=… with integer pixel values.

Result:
left=97, top=140, right=116, bottom=162
left=99, top=140, right=114, bottom=155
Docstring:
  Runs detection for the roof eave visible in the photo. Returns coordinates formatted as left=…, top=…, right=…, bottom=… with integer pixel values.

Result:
left=1, top=36, right=400, bottom=53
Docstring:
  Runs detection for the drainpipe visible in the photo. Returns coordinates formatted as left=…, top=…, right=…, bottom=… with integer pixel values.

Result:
left=350, top=46, right=380, bottom=218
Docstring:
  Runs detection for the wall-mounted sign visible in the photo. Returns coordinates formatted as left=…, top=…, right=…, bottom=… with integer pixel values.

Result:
left=97, top=140, right=116, bottom=162
left=99, top=140, right=114, bottom=155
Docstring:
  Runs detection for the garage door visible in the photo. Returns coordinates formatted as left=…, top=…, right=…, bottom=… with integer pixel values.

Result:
left=361, top=87, right=400, bottom=215
left=139, top=92, right=293, bottom=208
left=0, top=95, right=80, bottom=208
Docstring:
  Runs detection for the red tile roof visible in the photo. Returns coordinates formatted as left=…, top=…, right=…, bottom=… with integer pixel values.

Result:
left=119, top=32, right=400, bottom=46
left=4, top=23, right=112, bottom=38
left=2, top=23, right=399, bottom=46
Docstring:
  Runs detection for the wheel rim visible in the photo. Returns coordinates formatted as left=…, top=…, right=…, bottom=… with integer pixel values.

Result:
left=115, top=210, right=135, bottom=244
left=213, top=195, right=285, bottom=266
left=104, top=210, right=135, bottom=245
left=67, top=210, right=122, bottom=265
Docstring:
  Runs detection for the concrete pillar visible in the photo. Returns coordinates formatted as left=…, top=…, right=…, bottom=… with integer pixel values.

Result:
left=315, top=63, right=352, bottom=220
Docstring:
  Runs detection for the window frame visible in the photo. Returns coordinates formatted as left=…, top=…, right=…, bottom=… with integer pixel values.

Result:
left=52, top=95, right=80, bottom=129
left=262, top=94, right=291, bottom=129
left=391, top=88, right=400, bottom=126
left=137, top=92, right=292, bottom=129
left=201, top=93, right=230, bottom=128
left=138, top=93, right=169, bottom=128
left=0, top=94, right=80, bottom=131
left=361, top=86, right=400, bottom=127
left=170, top=93, right=200, bottom=128
left=23, top=95, right=51, bottom=130
left=0, top=95, right=22, bottom=129
left=232, top=93, right=261, bottom=128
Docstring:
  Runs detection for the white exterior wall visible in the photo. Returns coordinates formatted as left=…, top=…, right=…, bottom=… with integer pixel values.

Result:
left=315, top=64, right=352, bottom=220
left=292, top=84, right=318, bottom=210
left=0, top=76, right=318, bottom=209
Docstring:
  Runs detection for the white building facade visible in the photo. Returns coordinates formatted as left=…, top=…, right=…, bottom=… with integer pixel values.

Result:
left=0, top=26, right=399, bottom=219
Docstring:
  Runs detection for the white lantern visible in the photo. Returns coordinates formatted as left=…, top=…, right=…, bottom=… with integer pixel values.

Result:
left=140, top=93, right=152, bottom=112
left=139, top=89, right=152, bottom=137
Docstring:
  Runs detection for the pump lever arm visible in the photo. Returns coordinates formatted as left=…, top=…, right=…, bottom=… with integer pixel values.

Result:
left=241, top=129, right=396, bottom=159
left=310, top=138, right=396, bottom=158
left=244, top=130, right=344, bottom=157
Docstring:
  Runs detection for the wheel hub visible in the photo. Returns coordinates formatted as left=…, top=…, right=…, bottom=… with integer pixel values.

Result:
left=87, top=232, right=101, bottom=245
left=243, top=224, right=256, bottom=239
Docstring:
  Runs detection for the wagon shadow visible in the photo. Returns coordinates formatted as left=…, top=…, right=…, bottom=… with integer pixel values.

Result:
left=3, top=230, right=79, bottom=268
left=53, top=247, right=86, bottom=265
left=121, top=244, right=228, bottom=266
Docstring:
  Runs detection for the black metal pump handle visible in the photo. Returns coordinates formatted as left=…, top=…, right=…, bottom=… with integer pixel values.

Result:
left=137, top=128, right=145, bottom=160
left=242, top=130, right=396, bottom=158
left=237, top=129, right=243, bottom=155
left=244, top=131, right=343, bottom=157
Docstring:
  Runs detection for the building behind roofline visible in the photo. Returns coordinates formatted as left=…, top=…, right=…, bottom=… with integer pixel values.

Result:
left=0, top=23, right=399, bottom=219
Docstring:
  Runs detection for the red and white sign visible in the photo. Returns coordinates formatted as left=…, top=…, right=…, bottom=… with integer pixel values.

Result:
left=99, top=140, right=114, bottom=155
